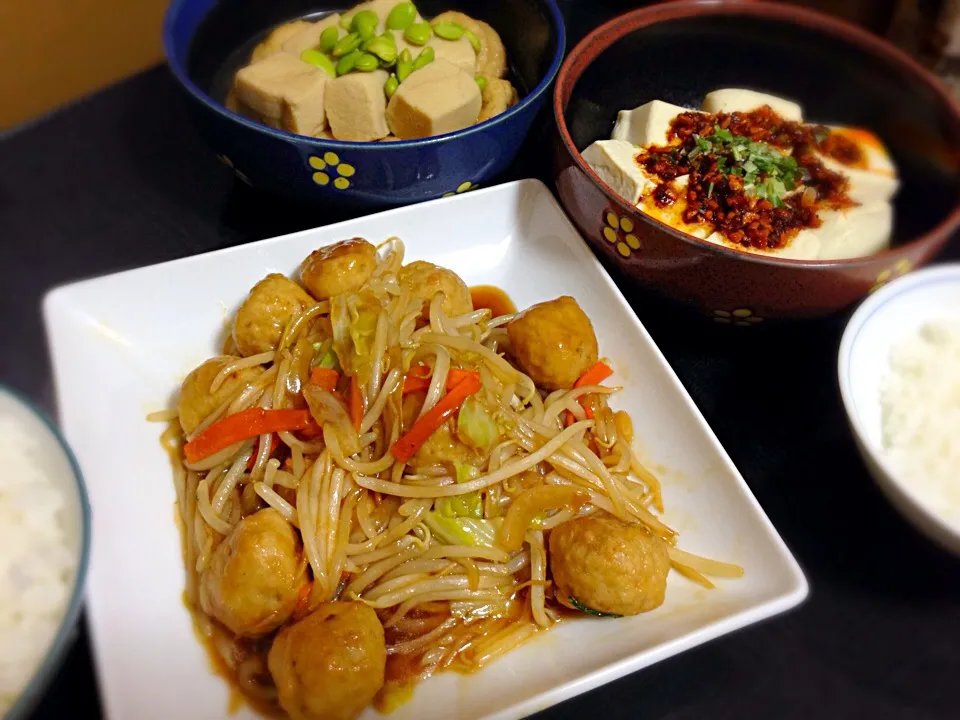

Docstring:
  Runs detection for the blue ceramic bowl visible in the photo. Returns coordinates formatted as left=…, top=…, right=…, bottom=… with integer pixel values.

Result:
left=164, top=0, right=565, bottom=207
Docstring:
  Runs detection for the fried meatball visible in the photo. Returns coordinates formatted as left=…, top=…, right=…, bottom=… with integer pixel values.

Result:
left=507, top=296, right=598, bottom=390
left=397, top=260, right=473, bottom=321
left=431, top=11, right=507, bottom=79
left=178, top=356, right=263, bottom=434
left=299, top=238, right=377, bottom=300
left=478, top=77, right=518, bottom=122
left=268, top=602, right=386, bottom=720
left=233, top=273, right=315, bottom=357
left=200, top=508, right=308, bottom=637
left=549, top=515, right=669, bottom=616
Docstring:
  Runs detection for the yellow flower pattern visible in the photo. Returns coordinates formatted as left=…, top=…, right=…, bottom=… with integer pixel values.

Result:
left=712, top=308, right=764, bottom=326
left=602, top=210, right=641, bottom=258
left=308, top=152, right=356, bottom=190
left=870, top=258, right=912, bottom=292
left=443, top=180, right=479, bottom=197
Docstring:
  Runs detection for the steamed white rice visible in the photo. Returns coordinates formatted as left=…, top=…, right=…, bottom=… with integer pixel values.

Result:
left=0, top=415, right=76, bottom=714
left=880, top=320, right=960, bottom=521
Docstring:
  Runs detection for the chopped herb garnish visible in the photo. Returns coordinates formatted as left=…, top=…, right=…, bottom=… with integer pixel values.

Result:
left=568, top=596, right=623, bottom=618
left=707, top=181, right=714, bottom=198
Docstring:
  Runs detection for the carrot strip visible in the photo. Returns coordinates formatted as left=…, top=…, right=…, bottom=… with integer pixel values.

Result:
left=402, top=365, right=480, bottom=395
left=565, top=360, right=615, bottom=423
left=184, top=408, right=317, bottom=463
left=309, top=366, right=340, bottom=392
left=348, top=375, right=363, bottom=431
left=391, top=374, right=482, bottom=462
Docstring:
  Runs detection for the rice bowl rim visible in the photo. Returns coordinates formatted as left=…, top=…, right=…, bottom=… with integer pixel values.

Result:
left=0, top=383, right=91, bottom=720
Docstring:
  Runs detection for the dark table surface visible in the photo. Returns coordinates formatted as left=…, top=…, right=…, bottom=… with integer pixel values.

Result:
left=5, top=2, right=960, bottom=719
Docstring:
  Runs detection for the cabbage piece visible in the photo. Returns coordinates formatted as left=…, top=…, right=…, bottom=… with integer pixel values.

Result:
left=434, top=461, right=482, bottom=518
left=423, top=513, right=500, bottom=547
left=457, top=396, right=500, bottom=452
left=331, top=290, right=379, bottom=382
left=303, top=383, right=361, bottom=456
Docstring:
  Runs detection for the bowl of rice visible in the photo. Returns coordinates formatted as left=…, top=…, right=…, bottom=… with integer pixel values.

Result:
left=0, top=385, right=90, bottom=718
left=839, top=263, right=960, bottom=554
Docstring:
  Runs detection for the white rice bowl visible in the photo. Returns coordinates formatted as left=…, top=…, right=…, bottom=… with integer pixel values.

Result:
left=0, top=388, right=89, bottom=718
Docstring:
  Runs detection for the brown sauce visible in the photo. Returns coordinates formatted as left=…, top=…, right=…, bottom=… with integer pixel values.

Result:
left=470, top=285, right=516, bottom=318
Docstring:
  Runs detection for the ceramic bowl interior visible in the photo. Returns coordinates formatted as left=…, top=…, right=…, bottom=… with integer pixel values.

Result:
left=561, top=2, right=960, bottom=252
left=838, top=263, right=960, bottom=554
left=0, top=386, right=90, bottom=720
left=183, top=0, right=559, bottom=137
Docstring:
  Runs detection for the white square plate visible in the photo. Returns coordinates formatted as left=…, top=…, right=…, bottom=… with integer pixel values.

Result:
left=43, top=179, right=807, bottom=720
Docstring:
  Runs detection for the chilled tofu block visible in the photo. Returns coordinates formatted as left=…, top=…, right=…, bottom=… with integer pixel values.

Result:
left=235, top=53, right=324, bottom=122
left=825, top=126, right=898, bottom=176
left=611, top=100, right=697, bottom=147
left=581, top=139, right=655, bottom=204
left=818, top=154, right=899, bottom=206
left=386, top=59, right=481, bottom=139
left=281, top=13, right=341, bottom=57
left=702, top=88, right=803, bottom=121
left=325, top=69, right=390, bottom=141
left=812, top=203, right=893, bottom=259
left=280, top=71, right=328, bottom=136
left=430, top=36, right=478, bottom=74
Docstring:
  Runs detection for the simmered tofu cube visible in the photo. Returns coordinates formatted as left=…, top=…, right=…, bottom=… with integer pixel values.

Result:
left=812, top=203, right=893, bottom=260
left=581, top=139, right=656, bottom=204
left=430, top=36, right=477, bottom=74
left=281, top=13, right=341, bottom=57
left=701, top=88, right=803, bottom=121
left=818, top=154, right=899, bottom=206
left=611, top=100, right=697, bottom=147
left=325, top=69, right=390, bottom=141
left=235, top=53, right=324, bottom=122
left=280, top=71, right=328, bottom=136
left=250, top=20, right=313, bottom=63
left=386, top=59, right=481, bottom=138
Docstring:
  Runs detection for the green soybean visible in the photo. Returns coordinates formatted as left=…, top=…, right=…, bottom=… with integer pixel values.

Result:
left=403, top=21, right=432, bottom=46
left=412, top=45, right=434, bottom=70
left=319, top=25, right=339, bottom=53
left=300, top=49, right=337, bottom=77
left=384, top=73, right=400, bottom=98
left=339, top=14, right=353, bottom=29
left=432, top=21, right=464, bottom=41
left=386, top=2, right=417, bottom=30
left=336, top=49, right=363, bottom=76
left=353, top=52, right=379, bottom=72
left=364, top=34, right=397, bottom=65
left=351, top=10, right=379, bottom=40
left=396, top=48, right=414, bottom=82
left=332, top=32, right=362, bottom=57
left=475, top=74, right=487, bottom=91
left=463, top=28, right=481, bottom=53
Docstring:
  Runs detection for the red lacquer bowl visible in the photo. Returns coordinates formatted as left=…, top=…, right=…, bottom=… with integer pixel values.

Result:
left=553, top=0, right=960, bottom=322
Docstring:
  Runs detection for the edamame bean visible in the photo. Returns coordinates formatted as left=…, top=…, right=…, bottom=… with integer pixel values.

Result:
left=339, top=14, right=353, bottom=29
left=320, top=26, right=339, bottom=53
left=354, top=52, right=379, bottom=72
left=300, top=49, right=337, bottom=77
left=386, top=2, right=417, bottom=31
left=412, top=45, right=434, bottom=70
left=463, top=28, right=481, bottom=53
left=475, top=74, right=487, bottom=91
left=396, top=48, right=414, bottom=82
left=332, top=32, right=362, bottom=57
left=364, top=34, right=397, bottom=64
left=351, top=10, right=379, bottom=40
left=336, top=49, right=363, bottom=76
left=384, top=73, right=400, bottom=98
left=403, top=21, right=432, bottom=46
left=432, top=21, right=463, bottom=41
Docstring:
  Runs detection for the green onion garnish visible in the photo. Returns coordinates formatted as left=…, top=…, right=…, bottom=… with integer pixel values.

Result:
left=568, top=596, right=623, bottom=618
